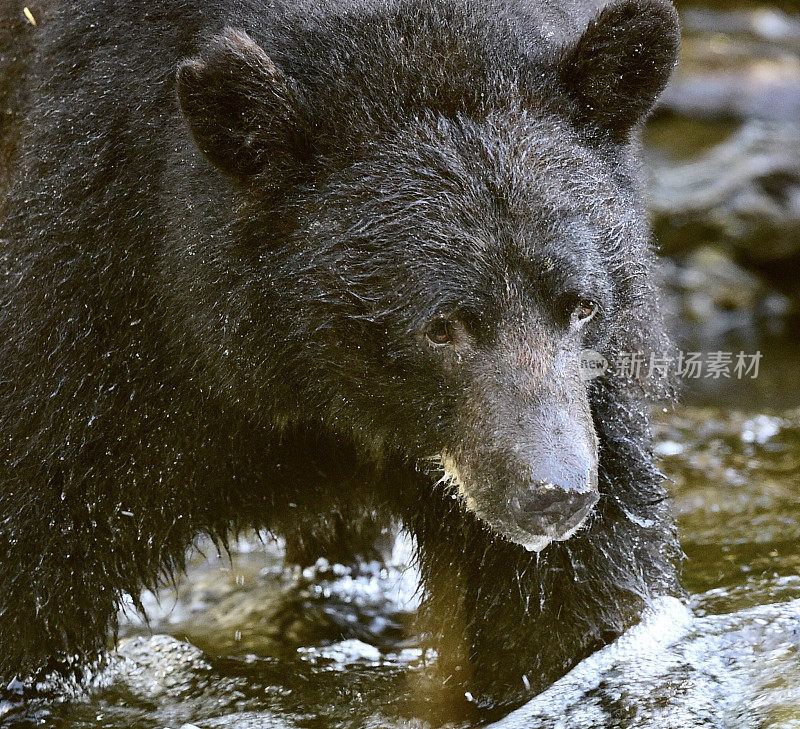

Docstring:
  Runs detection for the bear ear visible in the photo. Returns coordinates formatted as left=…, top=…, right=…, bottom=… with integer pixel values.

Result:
left=558, top=0, right=680, bottom=141
left=176, top=28, right=306, bottom=181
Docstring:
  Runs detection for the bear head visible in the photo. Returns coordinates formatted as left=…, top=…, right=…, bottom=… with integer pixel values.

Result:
left=175, top=0, right=680, bottom=552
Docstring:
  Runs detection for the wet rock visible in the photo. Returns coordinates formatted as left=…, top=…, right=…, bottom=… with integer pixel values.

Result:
left=487, top=598, right=800, bottom=729
left=645, top=6, right=800, bottom=307
left=648, top=122, right=800, bottom=303
left=680, top=7, right=800, bottom=47
left=661, top=60, right=800, bottom=123
left=186, top=713, right=296, bottom=729
left=659, top=8, right=800, bottom=122
left=671, top=247, right=762, bottom=314
left=660, top=246, right=790, bottom=339
left=648, top=122, right=800, bottom=258
left=116, top=635, right=211, bottom=679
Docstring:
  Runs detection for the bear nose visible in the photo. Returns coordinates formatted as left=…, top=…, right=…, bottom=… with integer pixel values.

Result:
left=511, top=479, right=598, bottom=541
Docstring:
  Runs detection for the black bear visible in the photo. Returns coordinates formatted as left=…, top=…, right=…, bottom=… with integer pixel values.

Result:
left=0, top=0, right=682, bottom=714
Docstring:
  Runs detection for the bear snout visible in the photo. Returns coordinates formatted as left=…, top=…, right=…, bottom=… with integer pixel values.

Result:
left=510, top=479, right=599, bottom=552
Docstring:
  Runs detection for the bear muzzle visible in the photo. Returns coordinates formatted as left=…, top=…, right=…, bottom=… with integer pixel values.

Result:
left=510, top=474, right=599, bottom=552
left=438, top=449, right=600, bottom=553
left=439, top=389, right=601, bottom=552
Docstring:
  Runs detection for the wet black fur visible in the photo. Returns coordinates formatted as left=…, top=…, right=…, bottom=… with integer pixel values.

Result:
left=0, top=0, right=681, bottom=714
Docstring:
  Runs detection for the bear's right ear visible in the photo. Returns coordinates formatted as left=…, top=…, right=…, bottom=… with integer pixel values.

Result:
left=558, top=0, right=680, bottom=141
left=176, top=28, right=306, bottom=181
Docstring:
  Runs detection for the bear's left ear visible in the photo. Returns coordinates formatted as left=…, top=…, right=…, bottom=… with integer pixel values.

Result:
left=558, top=0, right=680, bottom=141
left=176, top=28, right=307, bottom=182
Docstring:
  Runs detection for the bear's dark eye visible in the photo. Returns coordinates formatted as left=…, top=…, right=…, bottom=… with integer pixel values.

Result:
left=573, top=299, right=598, bottom=324
left=426, top=319, right=453, bottom=346
left=561, top=296, right=600, bottom=330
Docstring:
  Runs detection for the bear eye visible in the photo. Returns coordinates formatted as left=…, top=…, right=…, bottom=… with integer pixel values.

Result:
left=570, top=299, right=599, bottom=328
left=426, top=318, right=453, bottom=346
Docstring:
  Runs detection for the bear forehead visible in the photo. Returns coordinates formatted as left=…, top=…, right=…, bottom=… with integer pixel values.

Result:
left=272, top=0, right=556, bottom=118
left=310, top=117, right=625, bottom=303
left=374, top=111, right=624, bottom=219
left=335, top=121, right=626, bottom=262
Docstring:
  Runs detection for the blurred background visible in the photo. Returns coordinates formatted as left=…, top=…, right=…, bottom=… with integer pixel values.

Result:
left=647, top=0, right=800, bottom=408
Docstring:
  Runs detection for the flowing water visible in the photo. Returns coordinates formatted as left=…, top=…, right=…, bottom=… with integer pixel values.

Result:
left=2, top=398, right=799, bottom=729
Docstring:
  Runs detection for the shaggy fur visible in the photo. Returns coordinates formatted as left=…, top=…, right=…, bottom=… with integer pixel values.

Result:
left=0, top=0, right=55, bottom=197
left=0, top=0, right=681, bottom=716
